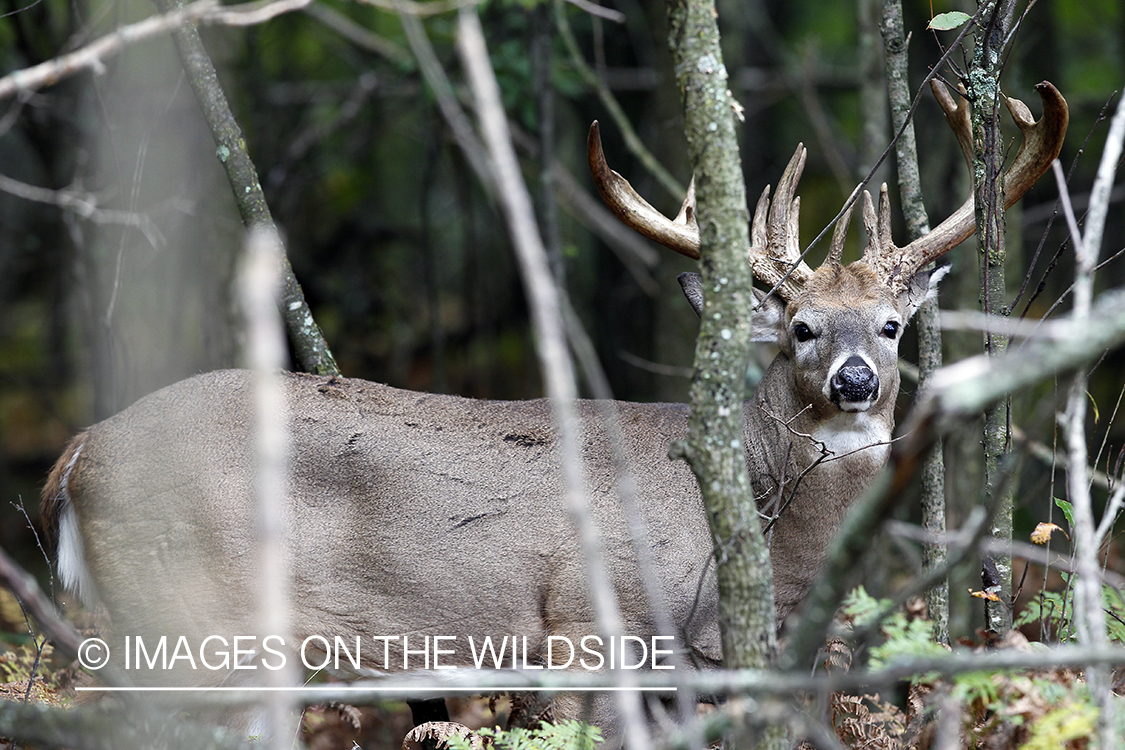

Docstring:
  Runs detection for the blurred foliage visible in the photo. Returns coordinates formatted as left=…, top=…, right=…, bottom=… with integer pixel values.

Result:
left=0, top=0, right=1123, bottom=643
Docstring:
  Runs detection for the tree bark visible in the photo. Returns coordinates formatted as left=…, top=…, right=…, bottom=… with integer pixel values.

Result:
left=151, top=0, right=339, bottom=376
left=881, top=0, right=949, bottom=645
left=663, top=0, right=782, bottom=746
left=968, top=0, right=1017, bottom=633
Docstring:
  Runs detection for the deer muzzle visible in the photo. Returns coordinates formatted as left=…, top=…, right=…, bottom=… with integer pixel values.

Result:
left=830, top=355, right=879, bottom=408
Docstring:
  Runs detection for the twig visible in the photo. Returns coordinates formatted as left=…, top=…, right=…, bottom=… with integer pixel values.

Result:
left=1011, top=424, right=1112, bottom=491
left=455, top=9, right=650, bottom=749
left=553, top=0, right=685, bottom=201
left=562, top=0, right=625, bottom=23
left=302, top=3, right=410, bottom=65
left=1060, top=89, right=1125, bottom=747
left=0, top=0, right=312, bottom=101
left=0, top=173, right=164, bottom=247
left=395, top=1, right=495, bottom=199
left=150, top=0, right=338, bottom=376
left=355, top=0, right=477, bottom=16
left=938, top=309, right=1071, bottom=339
left=0, top=544, right=132, bottom=689
left=887, top=519, right=1125, bottom=592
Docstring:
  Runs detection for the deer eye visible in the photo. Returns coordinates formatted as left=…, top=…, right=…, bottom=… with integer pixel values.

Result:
left=882, top=321, right=900, bottom=339
left=793, top=323, right=814, bottom=342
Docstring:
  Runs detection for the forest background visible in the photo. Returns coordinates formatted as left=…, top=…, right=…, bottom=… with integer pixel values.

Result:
left=0, top=0, right=1124, bottom=738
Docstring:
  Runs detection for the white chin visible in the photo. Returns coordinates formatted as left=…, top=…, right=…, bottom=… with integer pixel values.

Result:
left=837, top=400, right=874, bottom=413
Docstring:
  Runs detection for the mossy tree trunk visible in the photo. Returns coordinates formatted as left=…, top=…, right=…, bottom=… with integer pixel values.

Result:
left=664, top=0, right=784, bottom=746
left=968, top=0, right=1017, bottom=633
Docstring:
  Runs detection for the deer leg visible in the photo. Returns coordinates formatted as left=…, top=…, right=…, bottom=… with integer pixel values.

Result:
left=408, top=698, right=451, bottom=725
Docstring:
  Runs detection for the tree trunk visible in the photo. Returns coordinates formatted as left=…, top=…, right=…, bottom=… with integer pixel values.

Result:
left=664, top=0, right=783, bottom=746
left=881, top=0, right=949, bottom=645
left=969, top=0, right=1017, bottom=633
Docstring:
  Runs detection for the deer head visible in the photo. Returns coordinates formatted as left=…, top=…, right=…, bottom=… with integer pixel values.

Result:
left=588, top=80, right=1067, bottom=421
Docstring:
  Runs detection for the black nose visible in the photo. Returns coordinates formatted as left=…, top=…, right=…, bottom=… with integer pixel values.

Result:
left=832, top=356, right=878, bottom=403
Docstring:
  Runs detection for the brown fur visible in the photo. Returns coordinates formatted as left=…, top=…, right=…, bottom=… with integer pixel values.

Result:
left=40, top=431, right=87, bottom=542
left=44, top=259, right=925, bottom=741
left=790, top=262, right=892, bottom=315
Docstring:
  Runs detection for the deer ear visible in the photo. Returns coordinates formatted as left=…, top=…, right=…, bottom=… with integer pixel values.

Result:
left=751, top=288, right=788, bottom=343
left=900, top=264, right=950, bottom=320
left=680, top=274, right=788, bottom=343
left=677, top=272, right=705, bottom=318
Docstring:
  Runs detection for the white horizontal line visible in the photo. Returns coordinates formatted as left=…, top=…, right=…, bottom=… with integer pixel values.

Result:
left=76, top=686, right=677, bottom=693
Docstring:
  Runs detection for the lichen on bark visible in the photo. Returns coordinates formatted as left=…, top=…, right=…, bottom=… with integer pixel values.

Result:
left=664, top=3, right=780, bottom=738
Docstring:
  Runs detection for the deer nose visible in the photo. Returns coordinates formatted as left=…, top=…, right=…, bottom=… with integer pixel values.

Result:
left=832, top=356, right=879, bottom=404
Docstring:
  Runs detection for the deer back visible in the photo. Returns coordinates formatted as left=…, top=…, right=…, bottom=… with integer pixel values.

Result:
left=46, top=369, right=722, bottom=682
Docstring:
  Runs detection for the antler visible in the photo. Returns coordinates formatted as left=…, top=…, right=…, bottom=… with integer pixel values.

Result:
left=587, top=122, right=815, bottom=301
left=746, top=145, right=816, bottom=300
left=588, top=81, right=1067, bottom=302
left=587, top=121, right=701, bottom=258
left=860, top=80, right=1069, bottom=294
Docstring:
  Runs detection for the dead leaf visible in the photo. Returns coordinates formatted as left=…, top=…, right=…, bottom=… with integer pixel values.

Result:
left=403, top=721, right=483, bottom=750
left=1031, top=522, right=1069, bottom=544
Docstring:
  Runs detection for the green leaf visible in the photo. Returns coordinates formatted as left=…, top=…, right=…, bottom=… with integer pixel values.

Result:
left=928, top=11, right=972, bottom=31
left=1087, top=390, right=1100, bottom=423
left=1054, top=497, right=1075, bottom=527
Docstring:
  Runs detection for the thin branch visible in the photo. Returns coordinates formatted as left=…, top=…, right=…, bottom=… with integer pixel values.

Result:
left=0, top=0, right=312, bottom=101
left=150, top=0, right=338, bottom=376
left=396, top=2, right=495, bottom=200
left=562, top=0, right=625, bottom=23
left=238, top=227, right=297, bottom=748
left=302, top=3, right=411, bottom=65
left=1060, top=87, right=1125, bottom=748
left=355, top=0, right=478, bottom=16
left=455, top=10, right=650, bottom=748
left=554, top=0, right=685, bottom=201
left=74, top=645, right=1125, bottom=705
left=0, top=172, right=164, bottom=247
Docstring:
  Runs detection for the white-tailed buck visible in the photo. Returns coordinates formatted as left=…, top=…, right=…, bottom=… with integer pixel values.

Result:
left=43, top=81, right=1066, bottom=739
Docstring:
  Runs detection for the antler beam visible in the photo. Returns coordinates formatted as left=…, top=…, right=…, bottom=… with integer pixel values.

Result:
left=589, top=81, right=1068, bottom=301
left=587, top=121, right=700, bottom=259
left=862, top=81, right=1069, bottom=293
left=588, top=123, right=815, bottom=301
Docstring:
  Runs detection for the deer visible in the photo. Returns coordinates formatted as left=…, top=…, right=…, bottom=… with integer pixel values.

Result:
left=41, top=80, right=1066, bottom=742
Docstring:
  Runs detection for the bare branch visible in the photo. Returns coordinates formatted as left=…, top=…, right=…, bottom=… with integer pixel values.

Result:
left=356, top=0, right=478, bottom=16
left=302, top=3, right=410, bottom=65
left=562, top=0, right=626, bottom=23
left=455, top=10, right=650, bottom=748
left=0, top=172, right=164, bottom=247
left=1060, top=88, right=1125, bottom=745
left=0, top=0, right=313, bottom=101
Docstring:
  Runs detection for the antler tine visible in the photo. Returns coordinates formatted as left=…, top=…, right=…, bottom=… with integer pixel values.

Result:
left=930, top=80, right=973, bottom=169
left=870, top=81, right=1069, bottom=294
left=861, top=189, right=878, bottom=250
left=826, top=189, right=857, bottom=266
left=878, top=184, right=893, bottom=251
left=587, top=121, right=701, bottom=259
left=750, top=144, right=815, bottom=300
left=860, top=184, right=896, bottom=270
left=1003, top=82, right=1071, bottom=205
